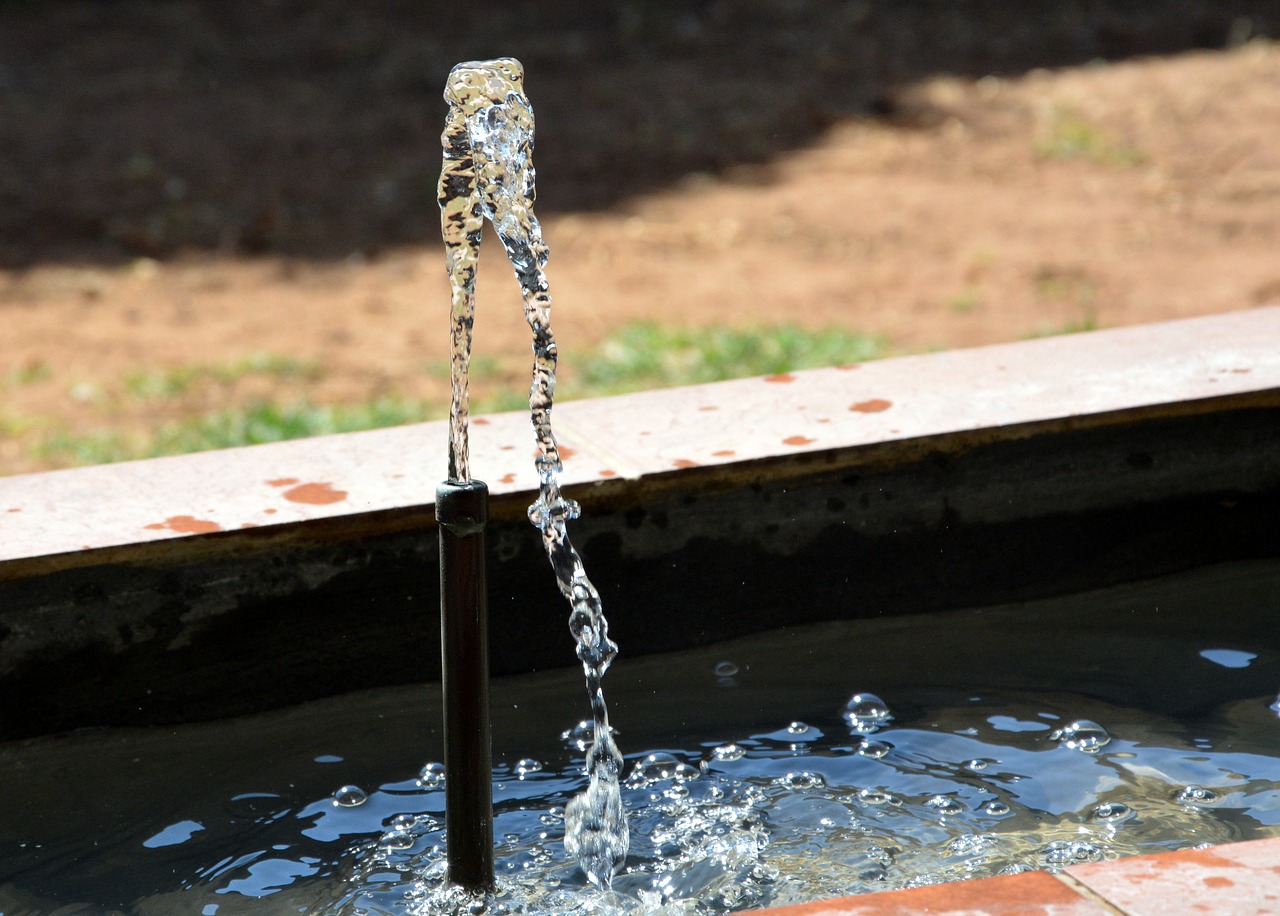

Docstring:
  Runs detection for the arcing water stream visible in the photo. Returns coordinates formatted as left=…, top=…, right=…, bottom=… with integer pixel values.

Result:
left=438, top=58, right=628, bottom=889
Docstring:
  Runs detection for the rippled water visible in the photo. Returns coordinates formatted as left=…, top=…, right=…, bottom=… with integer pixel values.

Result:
left=1, top=561, right=1278, bottom=915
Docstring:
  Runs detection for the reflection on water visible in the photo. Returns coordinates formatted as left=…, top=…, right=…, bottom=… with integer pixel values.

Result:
left=0, top=560, right=1278, bottom=914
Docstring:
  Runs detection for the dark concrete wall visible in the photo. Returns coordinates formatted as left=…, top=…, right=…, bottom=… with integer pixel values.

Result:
left=1, top=404, right=1276, bottom=739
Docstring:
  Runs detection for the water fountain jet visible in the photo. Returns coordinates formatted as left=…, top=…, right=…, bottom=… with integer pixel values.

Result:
left=436, top=56, right=629, bottom=894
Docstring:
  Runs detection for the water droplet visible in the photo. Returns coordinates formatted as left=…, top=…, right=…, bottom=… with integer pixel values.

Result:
left=714, top=661, right=739, bottom=677
left=843, top=692, right=893, bottom=734
left=925, top=795, right=964, bottom=816
left=856, top=738, right=892, bottom=759
left=418, top=762, right=446, bottom=787
left=1050, top=720, right=1111, bottom=753
left=1091, top=802, right=1133, bottom=822
left=712, top=742, right=746, bottom=762
left=777, top=771, right=826, bottom=790
left=333, top=785, right=368, bottom=807
left=979, top=800, right=1011, bottom=816
left=787, top=721, right=810, bottom=735
left=514, top=758, right=543, bottom=777
left=1175, top=785, right=1219, bottom=806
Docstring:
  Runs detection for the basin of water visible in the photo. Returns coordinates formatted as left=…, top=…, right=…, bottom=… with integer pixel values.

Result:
left=3, top=559, right=1278, bottom=915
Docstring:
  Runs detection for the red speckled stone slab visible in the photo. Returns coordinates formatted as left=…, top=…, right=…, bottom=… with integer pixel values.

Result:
left=1067, top=835, right=1280, bottom=916
left=754, top=869, right=1108, bottom=915
left=1, top=308, right=1277, bottom=565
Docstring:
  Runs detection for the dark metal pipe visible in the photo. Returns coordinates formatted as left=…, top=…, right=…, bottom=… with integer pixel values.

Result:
left=436, top=479, right=495, bottom=893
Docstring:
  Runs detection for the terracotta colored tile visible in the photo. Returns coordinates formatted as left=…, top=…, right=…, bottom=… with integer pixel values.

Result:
left=757, top=870, right=1107, bottom=915
left=1068, top=836, right=1280, bottom=916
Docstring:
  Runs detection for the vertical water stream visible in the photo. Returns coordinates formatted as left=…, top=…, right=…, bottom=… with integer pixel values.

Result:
left=439, top=58, right=629, bottom=888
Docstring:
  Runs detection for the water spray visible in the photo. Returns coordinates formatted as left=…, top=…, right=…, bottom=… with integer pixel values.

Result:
left=436, top=56, right=628, bottom=893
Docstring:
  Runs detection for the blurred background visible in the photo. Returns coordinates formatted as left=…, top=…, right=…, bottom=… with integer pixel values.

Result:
left=1, top=0, right=1277, bottom=474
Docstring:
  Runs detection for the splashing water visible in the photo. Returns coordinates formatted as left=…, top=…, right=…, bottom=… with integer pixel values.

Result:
left=439, top=57, right=629, bottom=887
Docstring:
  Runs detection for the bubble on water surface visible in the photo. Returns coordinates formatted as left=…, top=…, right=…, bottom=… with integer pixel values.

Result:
left=379, top=830, right=414, bottom=851
left=627, top=752, right=699, bottom=788
left=843, top=693, right=892, bottom=734
left=857, top=788, right=890, bottom=805
left=1041, top=839, right=1106, bottom=867
left=514, top=758, right=543, bottom=778
left=418, top=762, right=446, bottom=787
left=1050, top=720, right=1111, bottom=753
left=561, top=720, right=594, bottom=751
left=947, top=833, right=997, bottom=856
left=714, top=661, right=739, bottom=677
left=787, top=721, right=810, bottom=735
left=1175, top=785, right=1219, bottom=806
left=712, top=743, right=745, bottom=762
left=1091, top=802, right=1133, bottom=822
left=333, top=785, right=368, bottom=807
left=855, top=738, right=892, bottom=759
left=925, top=795, right=964, bottom=816
left=965, top=758, right=992, bottom=771
left=979, top=800, right=1011, bottom=816
left=776, top=771, right=825, bottom=790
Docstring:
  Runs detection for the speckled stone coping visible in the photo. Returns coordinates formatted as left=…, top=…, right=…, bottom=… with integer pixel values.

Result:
left=0, top=307, right=1277, bottom=578
left=756, top=834, right=1280, bottom=915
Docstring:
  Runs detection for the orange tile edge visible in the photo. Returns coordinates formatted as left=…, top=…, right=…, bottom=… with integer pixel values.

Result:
left=753, top=836, right=1280, bottom=915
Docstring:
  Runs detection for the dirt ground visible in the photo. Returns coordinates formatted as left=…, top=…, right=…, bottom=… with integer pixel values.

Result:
left=1, top=3, right=1278, bottom=476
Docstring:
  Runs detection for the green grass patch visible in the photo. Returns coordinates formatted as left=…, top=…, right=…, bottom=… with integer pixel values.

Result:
left=568, top=323, right=889, bottom=396
left=1036, top=107, right=1145, bottom=167
left=947, top=288, right=981, bottom=315
left=1022, top=310, right=1100, bottom=339
left=3, top=359, right=52, bottom=390
left=33, top=323, right=890, bottom=467
left=124, top=353, right=324, bottom=401
left=35, top=397, right=437, bottom=467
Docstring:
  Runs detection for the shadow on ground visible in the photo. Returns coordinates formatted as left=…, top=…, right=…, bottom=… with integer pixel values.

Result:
left=1, top=0, right=1275, bottom=266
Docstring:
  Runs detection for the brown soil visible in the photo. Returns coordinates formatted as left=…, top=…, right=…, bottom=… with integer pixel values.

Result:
left=1, top=4, right=1278, bottom=476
